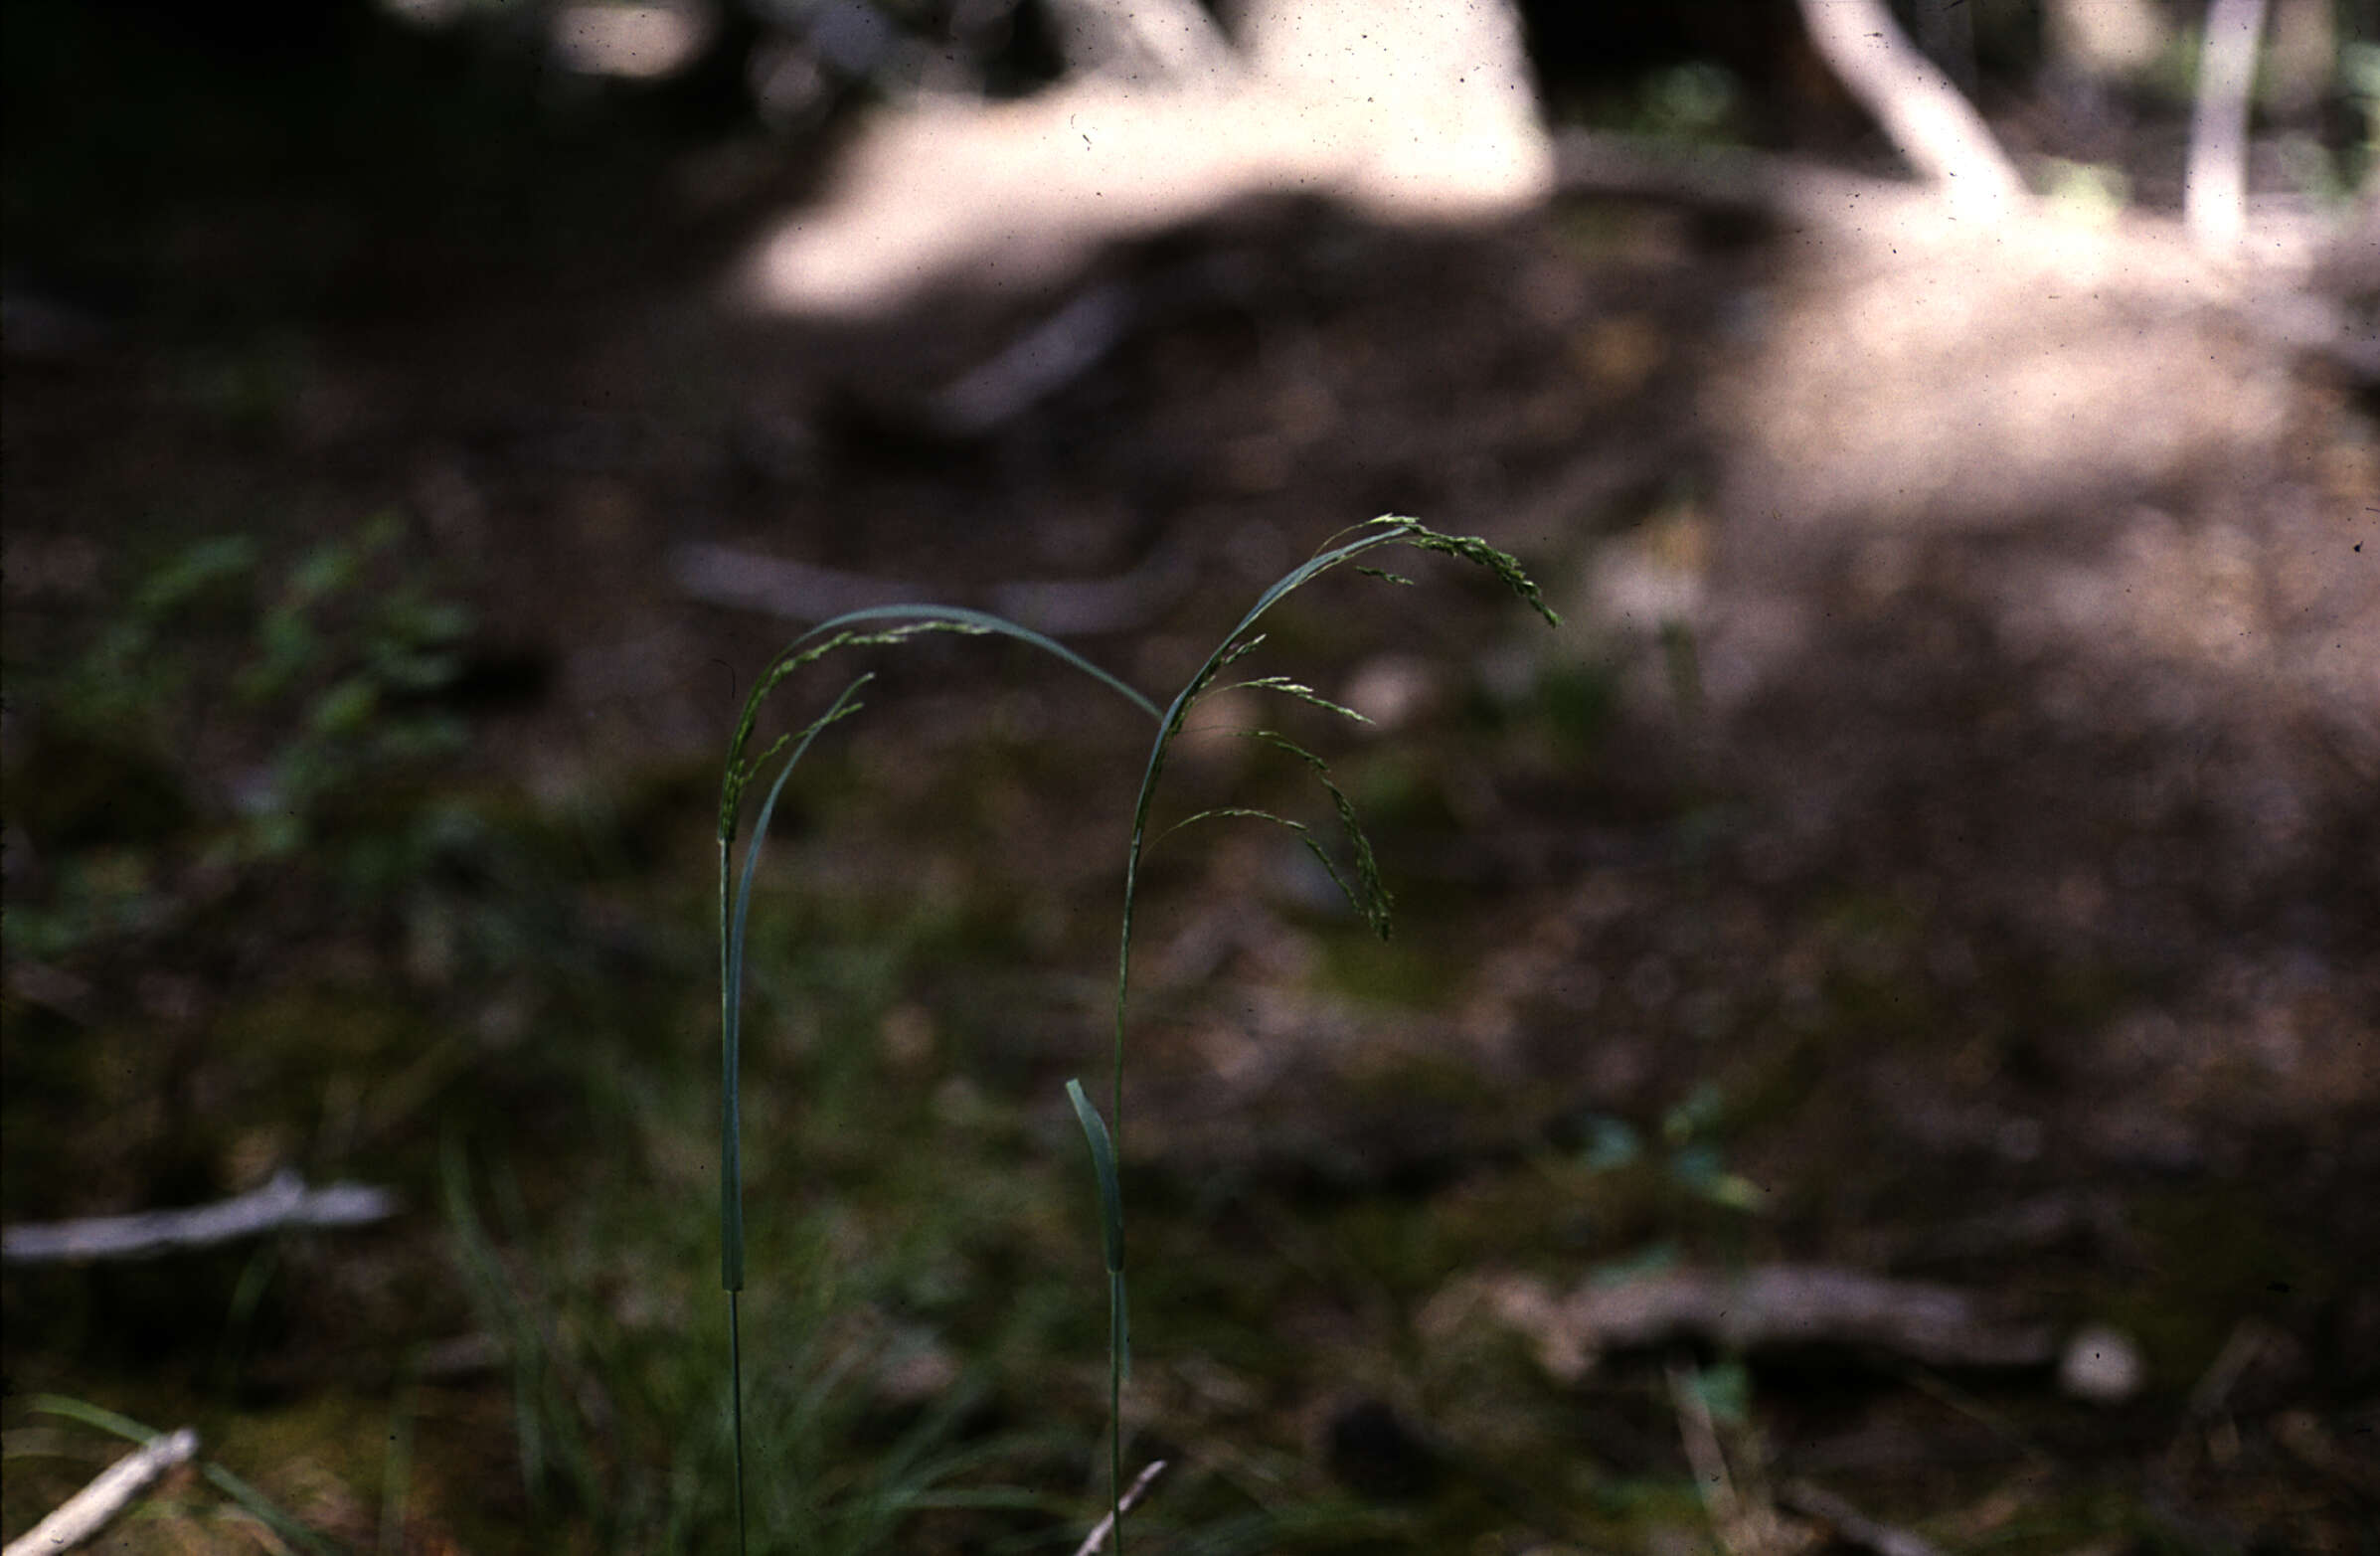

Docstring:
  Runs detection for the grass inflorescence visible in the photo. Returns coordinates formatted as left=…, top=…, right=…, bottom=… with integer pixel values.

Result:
left=716, top=515, right=1556, bottom=1552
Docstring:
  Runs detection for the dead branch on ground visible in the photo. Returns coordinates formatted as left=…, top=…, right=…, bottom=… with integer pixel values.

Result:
left=1, top=1170, right=398, bottom=1265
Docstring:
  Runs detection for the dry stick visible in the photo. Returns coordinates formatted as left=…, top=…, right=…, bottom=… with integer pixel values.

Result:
left=1777, top=1479, right=1944, bottom=1556
left=1069, top=1459, right=1168, bottom=1556
left=933, top=281, right=1139, bottom=435
left=2185, top=1316, right=2279, bottom=1421
left=1665, top=1362, right=1743, bottom=1549
left=1563, top=1265, right=2057, bottom=1371
left=3, top=1427, right=199, bottom=1556
left=1, top=1170, right=397, bottom=1265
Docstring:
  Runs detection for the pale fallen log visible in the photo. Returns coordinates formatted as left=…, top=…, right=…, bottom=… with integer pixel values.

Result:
left=1568, top=1265, right=2057, bottom=1368
left=1, top=1170, right=398, bottom=1265
left=3, top=1427, right=198, bottom=1556
left=1466, top=1264, right=2057, bottom=1383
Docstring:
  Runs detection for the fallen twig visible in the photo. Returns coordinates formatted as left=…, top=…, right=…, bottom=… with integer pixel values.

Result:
left=1573, top=1265, right=2056, bottom=1368
left=2, top=1426, right=198, bottom=1556
left=1778, top=1478, right=1944, bottom=1556
left=1666, top=1360, right=1741, bottom=1533
left=1, top=1170, right=398, bottom=1265
left=987, top=543, right=1199, bottom=637
left=1070, top=1459, right=1168, bottom=1556
left=1479, top=1264, right=2058, bottom=1381
left=672, top=542, right=915, bottom=622
left=932, top=280, right=1141, bottom=436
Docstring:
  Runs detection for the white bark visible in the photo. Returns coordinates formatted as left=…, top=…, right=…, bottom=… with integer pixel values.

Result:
left=2045, top=0, right=2170, bottom=80
left=742, top=0, right=1552, bottom=315
left=1, top=1170, right=398, bottom=1264
left=3, top=1428, right=199, bottom=1556
left=2186, top=0, right=2272, bottom=255
left=1041, top=0, right=1233, bottom=84
left=1912, top=0, right=1977, bottom=97
left=1796, top=0, right=2028, bottom=220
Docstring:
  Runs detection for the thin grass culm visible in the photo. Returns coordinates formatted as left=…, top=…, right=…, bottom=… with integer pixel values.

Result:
left=714, top=516, right=1558, bottom=1553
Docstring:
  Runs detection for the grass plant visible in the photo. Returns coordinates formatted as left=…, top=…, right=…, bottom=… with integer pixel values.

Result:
left=716, top=516, right=1556, bottom=1552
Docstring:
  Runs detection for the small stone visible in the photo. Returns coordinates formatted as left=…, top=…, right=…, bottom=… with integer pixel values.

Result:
left=2059, top=1323, right=2145, bottom=1404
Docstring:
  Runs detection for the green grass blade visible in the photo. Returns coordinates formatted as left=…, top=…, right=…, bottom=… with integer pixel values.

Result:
left=718, top=679, right=869, bottom=1556
left=31, top=1394, right=159, bottom=1443
left=439, top=1134, right=548, bottom=1510
left=205, top=1461, right=347, bottom=1556
left=1064, top=1078, right=1124, bottom=1276
left=1067, top=1076, right=1129, bottom=1551
left=723, top=677, right=870, bottom=1293
left=1118, top=516, right=1550, bottom=1532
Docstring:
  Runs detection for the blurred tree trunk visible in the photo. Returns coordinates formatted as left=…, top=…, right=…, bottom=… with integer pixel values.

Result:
left=1911, top=0, right=1977, bottom=97
left=2186, top=0, right=2272, bottom=254
left=1793, top=0, right=2026, bottom=218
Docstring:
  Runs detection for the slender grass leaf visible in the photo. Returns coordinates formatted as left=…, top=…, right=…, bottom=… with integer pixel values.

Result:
left=1112, top=1268, right=1132, bottom=1388
left=31, top=1394, right=160, bottom=1443
left=205, top=1462, right=346, bottom=1556
left=723, top=679, right=870, bottom=1292
left=1067, top=1076, right=1130, bottom=1549
left=1064, top=1079, right=1124, bottom=1275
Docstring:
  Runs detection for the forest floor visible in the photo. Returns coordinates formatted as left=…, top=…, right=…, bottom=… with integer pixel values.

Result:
left=5, top=23, right=2377, bottom=1553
